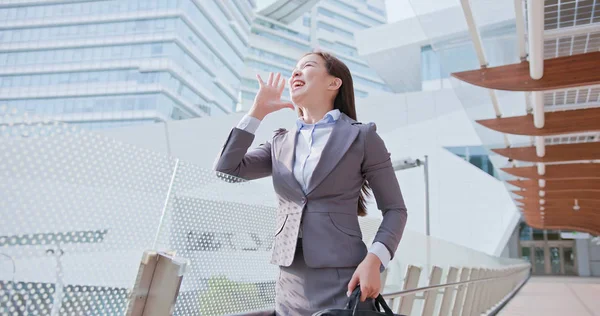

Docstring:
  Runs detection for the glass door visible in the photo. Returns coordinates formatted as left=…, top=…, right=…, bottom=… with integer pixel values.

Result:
left=534, top=247, right=546, bottom=275
left=549, top=247, right=562, bottom=274
left=563, top=247, right=577, bottom=275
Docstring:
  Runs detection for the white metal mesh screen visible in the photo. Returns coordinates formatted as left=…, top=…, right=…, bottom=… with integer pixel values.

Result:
left=152, top=161, right=279, bottom=316
left=0, top=107, right=281, bottom=315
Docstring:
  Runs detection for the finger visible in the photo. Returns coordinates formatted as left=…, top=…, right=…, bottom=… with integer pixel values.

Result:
left=360, top=283, right=368, bottom=302
left=278, top=78, right=286, bottom=93
left=273, top=73, right=281, bottom=87
left=347, top=273, right=359, bottom=297
left=256, top=74, right=265, bottom=87
left=267, top=72, right=274, bottom=86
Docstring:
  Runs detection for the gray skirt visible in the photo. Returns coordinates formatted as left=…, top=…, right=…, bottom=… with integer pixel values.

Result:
left=275, top=241, right=376, bottom=315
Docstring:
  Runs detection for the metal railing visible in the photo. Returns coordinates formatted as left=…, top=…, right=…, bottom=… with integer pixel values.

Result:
left=380, top=264, right=530, bottom=316
left=232, top=263, right=530, bottom=316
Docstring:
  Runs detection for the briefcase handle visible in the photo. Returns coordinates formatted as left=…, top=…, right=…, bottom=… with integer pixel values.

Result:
left=346, top=287, right=394, bottom=316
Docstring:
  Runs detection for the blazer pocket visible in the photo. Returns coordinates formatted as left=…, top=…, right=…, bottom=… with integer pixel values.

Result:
left=274, top=214, right=288, bottom=236
left=328, top=213, right=362, bottom=238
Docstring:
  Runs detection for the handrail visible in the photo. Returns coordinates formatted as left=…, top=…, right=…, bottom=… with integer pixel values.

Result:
left=381, top=265, right=530, bottom=299
left=487, top=272, right=531, bottom=315
left=229, top=265, right=531, bottom=316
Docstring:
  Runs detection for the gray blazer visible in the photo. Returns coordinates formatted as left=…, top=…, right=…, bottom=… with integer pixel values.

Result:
left=214, top=113, right=407, bottom=268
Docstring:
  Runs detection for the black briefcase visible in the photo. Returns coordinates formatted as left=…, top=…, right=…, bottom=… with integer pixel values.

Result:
left=312, top=287, right=405, bottom=316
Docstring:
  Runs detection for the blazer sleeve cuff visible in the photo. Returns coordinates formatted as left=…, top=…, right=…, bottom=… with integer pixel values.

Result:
left=236, top=115, right=261, bottom=134
left=368, top=241, right=392, bottom=269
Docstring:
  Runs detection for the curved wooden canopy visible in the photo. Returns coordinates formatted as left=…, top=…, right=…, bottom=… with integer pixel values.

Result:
left=517, top=198, right=600, bottom=209
left=507, top=179, right=600, bottom=190
left=476, top=108, right=600, bottom=136
left=452, top=46, right=600, bottom=234
left=501, top=163, right=600, bottom=179
left=492, top=142, right=600, bottom=162
left=450, top=51, right=600, bottom=91
left=512, top=190, right=600, bottom=200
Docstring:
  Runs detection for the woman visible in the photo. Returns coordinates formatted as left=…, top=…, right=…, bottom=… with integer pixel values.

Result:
left=215, top=52, right=407, bottom=315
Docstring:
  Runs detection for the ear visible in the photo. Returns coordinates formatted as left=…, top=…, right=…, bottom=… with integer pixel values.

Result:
left=328, top=77, right=342, bottom=91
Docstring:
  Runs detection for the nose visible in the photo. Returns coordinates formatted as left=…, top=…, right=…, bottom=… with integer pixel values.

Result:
left=291, top=68, right=301, bottom=78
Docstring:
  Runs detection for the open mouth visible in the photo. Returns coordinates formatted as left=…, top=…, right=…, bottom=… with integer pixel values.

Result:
left=292, top=80, right=305, bottom=90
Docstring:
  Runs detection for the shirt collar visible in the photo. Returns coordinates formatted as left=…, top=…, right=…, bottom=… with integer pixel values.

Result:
left=296, top=109, right=341, bottom=129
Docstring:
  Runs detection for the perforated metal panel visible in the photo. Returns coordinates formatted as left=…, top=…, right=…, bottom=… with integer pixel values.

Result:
left=152, top=161, right=280, bottom=315
left=0, top=107, right=281, bottom=315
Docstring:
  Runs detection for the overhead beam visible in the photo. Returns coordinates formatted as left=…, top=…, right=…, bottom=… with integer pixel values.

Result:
left=501, top=163, right=600, bottom=179
left=508, top=179, right=600, bottom=190
left=517, top=198, right=600, bottom=209
left=450, top=51, right=600, bottom=91
left=544, top=24, right=600, bottom=40
left=523, top=214, right=600, bottom=235
left=492, top=142, right=600, bottom=162
left=523, top=219, right=600, bottom=236
left=476, top=107, right=600, bottom=136
left=512, top=190, right=600, bottom=200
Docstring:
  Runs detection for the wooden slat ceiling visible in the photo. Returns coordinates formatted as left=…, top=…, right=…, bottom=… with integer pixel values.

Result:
left=507, top=179, right=600, bottom=190
left=501, top=164, right=600, bottom=179
left=450, top=51, right=600, bottom=91
left=492, top=142, right=600, bottom=162
left=449, top=5, right=600, bottom=234
left=511, top=190, right=600, bottom=200
left=476, top=107, right=600, bottom=136
left=517, top=198, right=600, bottom=209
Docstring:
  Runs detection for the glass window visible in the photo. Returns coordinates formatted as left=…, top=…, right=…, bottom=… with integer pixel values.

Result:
left=521, top=247, right=531, bottom=262
left=253, top=30, right=310, bottom=51
left=303, top=16, right=311, bottom=27
left=246, top=60, right=292, bottom=78
left=546, top=230, right=561, bottom=240
left=327, top=0, right=357, bottom=12
left=367, top=5, right=386, bottom=17
left=519, top=223, right=532, bottom=240
left=317, top=22, right=353, bottom=39
left=249, top=47, right=296, bottom=66
left=533, top=229, right=545, bottom=241
left=318, top=39, right=358, bottom=57
left=151, top=44, right=164, bottom=55
left=317, top=7, right=369, bottom=30
left=190, top=1, right=246, bottom=55
left=254, top=18, right=310, bottom=41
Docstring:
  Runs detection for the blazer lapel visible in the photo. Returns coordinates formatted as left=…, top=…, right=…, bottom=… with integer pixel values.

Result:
left=277, top=125, right=303, bottom=192
left=306, top=115, right=359, bottom=195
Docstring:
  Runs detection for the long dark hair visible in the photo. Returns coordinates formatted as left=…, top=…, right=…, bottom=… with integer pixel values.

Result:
left=299, top=51, right=371, bottom=217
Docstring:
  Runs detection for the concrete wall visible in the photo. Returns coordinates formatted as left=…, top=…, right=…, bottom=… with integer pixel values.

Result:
left=576, top=239, right=592, bottom=277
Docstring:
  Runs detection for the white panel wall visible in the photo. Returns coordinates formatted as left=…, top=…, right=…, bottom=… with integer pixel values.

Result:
left=590, top=240, right=600, bottom=276
left=576, top=239, right=592, bottom=277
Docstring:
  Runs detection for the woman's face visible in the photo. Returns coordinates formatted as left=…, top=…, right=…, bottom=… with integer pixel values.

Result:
left=288, top=54, right=335, bottom=104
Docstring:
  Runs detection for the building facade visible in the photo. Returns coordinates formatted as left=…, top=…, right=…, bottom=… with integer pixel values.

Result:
left=240, top=0, right=394, bottom=110
left=0, top=0, right=254, bottom=129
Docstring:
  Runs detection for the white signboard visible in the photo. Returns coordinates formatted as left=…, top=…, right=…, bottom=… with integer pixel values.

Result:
left=560, top=232, right=590, bottom=239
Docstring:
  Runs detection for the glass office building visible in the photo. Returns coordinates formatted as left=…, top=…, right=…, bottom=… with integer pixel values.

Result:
left=0, top=0, right=254, bottom=129
left=241, top=0, right=393, bottom=108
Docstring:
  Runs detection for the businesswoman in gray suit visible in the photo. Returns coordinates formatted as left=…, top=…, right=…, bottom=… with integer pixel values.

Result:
left=215, top=51, right=408, bottom=315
